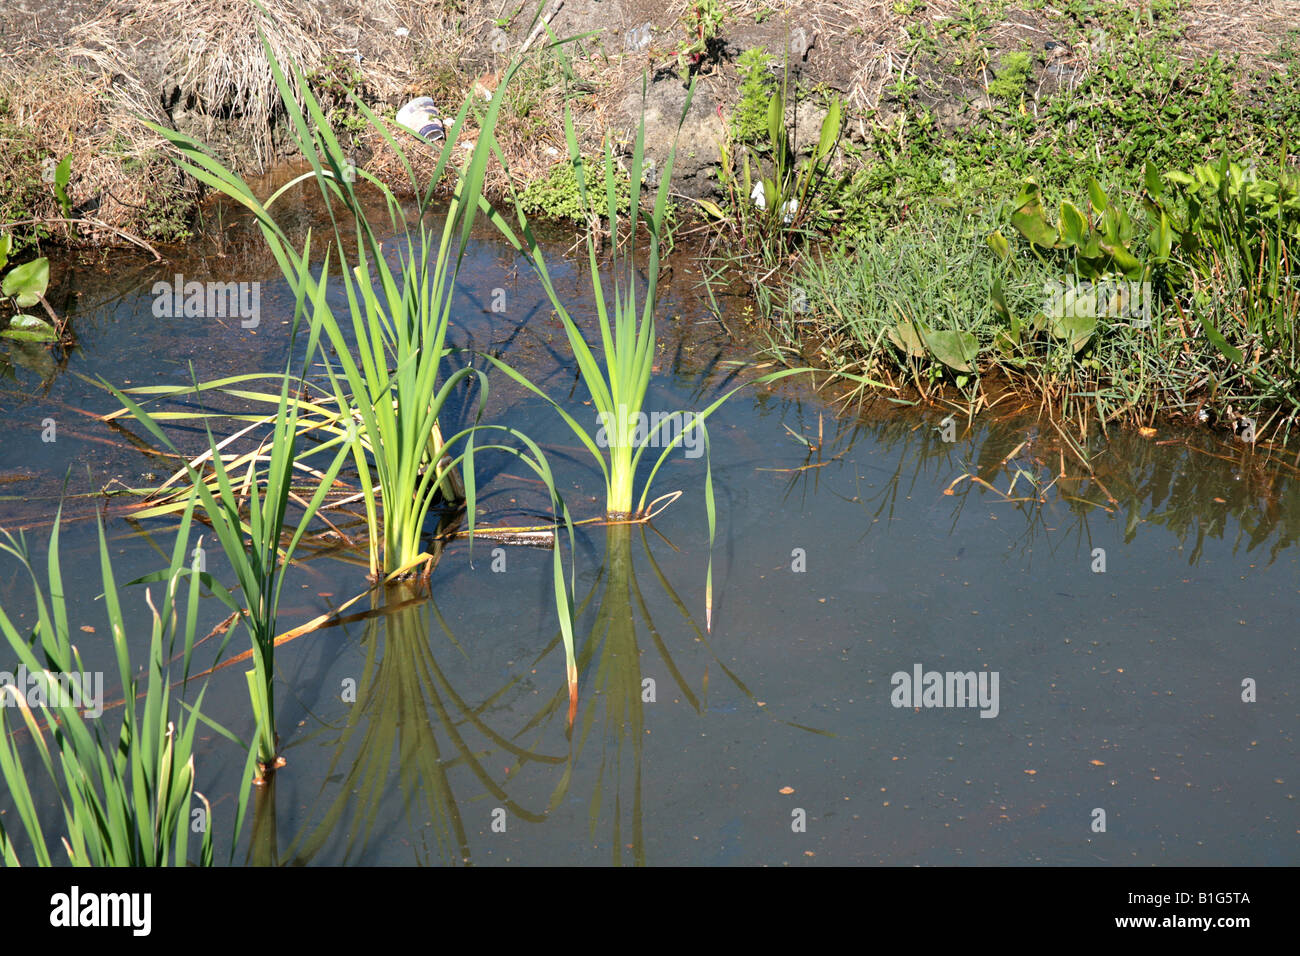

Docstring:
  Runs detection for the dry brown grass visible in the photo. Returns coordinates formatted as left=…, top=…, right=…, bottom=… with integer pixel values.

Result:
left=0, top=52, right=194, bottom=244
left=3, top=0, right=1298, bottom=248
left=0, top=0, right=486, bottom=243
left=1179, top=0, right=1300, bottom=62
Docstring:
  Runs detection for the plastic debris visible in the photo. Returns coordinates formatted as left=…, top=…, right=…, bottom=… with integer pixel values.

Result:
left=790, top=26, right=809, bottom=59
left=750, top=181, right=799, bottom=224
left=625, top=22, right=653, bottom=53
left=395, top=97, right=446, bottom=142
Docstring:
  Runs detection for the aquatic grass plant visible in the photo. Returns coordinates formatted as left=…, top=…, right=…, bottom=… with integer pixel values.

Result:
left=486, top=97, right=688, bottom=519
left=484, top=73, right=816, bottom=628
left=0, top=503, right=215, bottom=866
left=134, top=46, right=486, bottom=582
left=109, top=369, right=350, bottom=779
left=114, top=18, right=585, bottom=721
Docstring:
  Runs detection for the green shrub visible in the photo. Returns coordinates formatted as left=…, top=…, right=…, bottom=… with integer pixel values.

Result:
left=517, top=158, right=631, bottom=222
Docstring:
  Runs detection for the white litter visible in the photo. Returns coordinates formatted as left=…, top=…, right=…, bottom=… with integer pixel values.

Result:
left=750, top=181, right=799, bottom=223
left=395, top=97, right=446, bottom=142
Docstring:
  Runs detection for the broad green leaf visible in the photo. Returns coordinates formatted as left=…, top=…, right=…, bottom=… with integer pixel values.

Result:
left=887, top=319, right=927, bottom=358
left=1047, top=287, right=1098, bottom=352
left=54, top=155, right=72, bottom=217
left=816, top=96, right=841, bottom=160
left=1099, top=238, right=1142, bottom=275
left=1009, top=181, right=1057, bottom=247
left=1150, top=209, right=1173, bottom=261
left=693, top=198, right=727, bottom=220
left=922, top=328, right=978, bottom=372
left=2, top=314, right=57, bottom=342
left=990, top=278, right=1012, bottom=323
left=1059, top=200, right=1087, bottom=247
left=1, top=257, right=49, bottom=307
left=1087, top=177, right=1109, bottom=213
left=986, top=230, right=1010, bottom=260
left=1143, top=161, right=1163, bottom=197
left=1052, top=310, right=1097, bottom=353
left=994, top=327, right=1022, bottom=355
left=1197, top=312, right=1243, bottom=365
left=766, top=92, right=784, bottom=152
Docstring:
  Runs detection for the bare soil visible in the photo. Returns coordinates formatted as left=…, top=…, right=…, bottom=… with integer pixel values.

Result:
left=1, top=0, right=1296, bottom=245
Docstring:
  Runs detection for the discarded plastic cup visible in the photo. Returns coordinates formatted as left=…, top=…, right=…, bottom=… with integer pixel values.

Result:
left=396, top=97, right=446, bottom=142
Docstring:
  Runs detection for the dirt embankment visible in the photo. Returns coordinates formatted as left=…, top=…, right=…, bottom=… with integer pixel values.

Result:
left=1, top=0, right=1295, bottom=248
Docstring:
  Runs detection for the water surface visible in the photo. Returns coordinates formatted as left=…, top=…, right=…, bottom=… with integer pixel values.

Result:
left=1, top=196, right=1295, bottom=866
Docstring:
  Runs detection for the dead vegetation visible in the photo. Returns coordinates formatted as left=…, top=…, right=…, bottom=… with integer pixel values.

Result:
left=0, top=0, right=1297, bottom=249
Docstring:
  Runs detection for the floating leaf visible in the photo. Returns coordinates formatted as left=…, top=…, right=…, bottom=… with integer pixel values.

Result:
left=1, top=314, right=57, bottom=342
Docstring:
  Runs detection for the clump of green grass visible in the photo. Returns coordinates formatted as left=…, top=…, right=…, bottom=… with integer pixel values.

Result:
left=0, top=504, right=215, bottom=867
left=987, top=49, right=1032, bottom=101
left=487, top=64, right=814, bottom=645
left=115, top=18, right=584, bottom=724
left=770, top=209, right=1046, bottom=395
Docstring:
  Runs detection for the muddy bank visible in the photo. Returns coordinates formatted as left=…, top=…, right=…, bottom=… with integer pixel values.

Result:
left=2, top=0, right=1295, bottom=250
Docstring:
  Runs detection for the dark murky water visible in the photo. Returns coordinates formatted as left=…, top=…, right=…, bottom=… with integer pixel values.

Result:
left=1, top=190, right=1296, bottom=865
